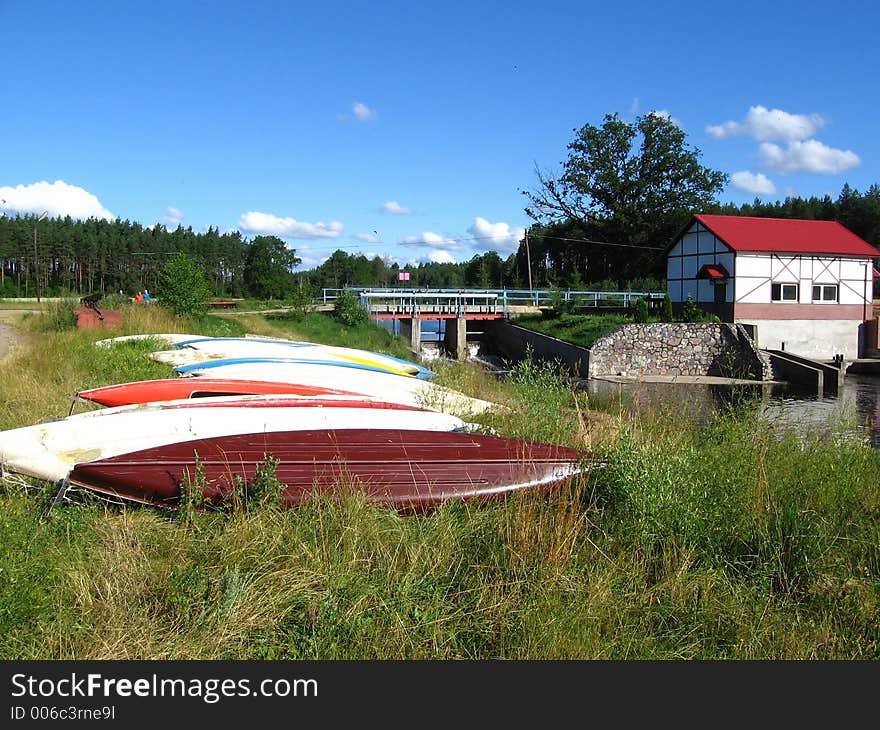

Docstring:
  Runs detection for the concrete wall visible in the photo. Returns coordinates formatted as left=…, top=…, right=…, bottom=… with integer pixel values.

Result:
left=489, top=321, right=592, bottom=376
left=489, top=320, right=770, bottom=380
left=442, top=317, right=468, bottom=360
left=741, top=318, right=859, bottom=359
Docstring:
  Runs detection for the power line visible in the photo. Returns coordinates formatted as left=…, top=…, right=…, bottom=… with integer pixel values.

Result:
left=524, top=233, right=664, bottom=251
left=283, top=231, right=663, bottom=253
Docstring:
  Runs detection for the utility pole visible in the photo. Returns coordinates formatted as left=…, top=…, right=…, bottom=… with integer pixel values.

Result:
left=33, top=211, right=48, bottom=303
left=525, top=229, right=533, bottom=291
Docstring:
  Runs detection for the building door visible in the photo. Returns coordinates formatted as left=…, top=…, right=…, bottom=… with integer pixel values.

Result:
left=713, top=281, right=729, bottom=321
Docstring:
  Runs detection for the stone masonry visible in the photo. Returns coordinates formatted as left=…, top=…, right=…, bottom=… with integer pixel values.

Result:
left=587, top=323, right=772, bottom=380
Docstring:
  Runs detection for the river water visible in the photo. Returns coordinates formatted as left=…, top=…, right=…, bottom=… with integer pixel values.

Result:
left=422, top=340, right=880, bottom=449
left=397, top=320, right=880, bottom=449
left=578, top=373, right=880, bottom=449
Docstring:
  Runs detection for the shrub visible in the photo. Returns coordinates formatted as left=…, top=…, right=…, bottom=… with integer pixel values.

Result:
left=681, top=294, right=704, bottom=323
left=547, top=286, right=575, bottom=318
left=630, top=297, right=649, bottom=323
left=333, top=289, right=369, bottom=327
left=37, top=299, right=78, bottom=332
left=660, top=293, right=674, bottom=323
left=156, top=253, right=212, bottom=317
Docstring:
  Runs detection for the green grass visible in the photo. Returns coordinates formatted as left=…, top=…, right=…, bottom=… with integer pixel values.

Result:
left=0, top=310, right=878, bottom=659
left=514, top=313, right=631, bottom=348
left=261, top=310, right=420, bottom=363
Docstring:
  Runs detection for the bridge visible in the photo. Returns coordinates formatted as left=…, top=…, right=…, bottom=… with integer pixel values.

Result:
left=320, top=287, right=667, bottom=359
left=359, top=290, right=505, bottom=320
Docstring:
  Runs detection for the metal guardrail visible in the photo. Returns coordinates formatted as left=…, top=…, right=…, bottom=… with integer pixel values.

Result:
left=359, top=290, right=500, bottom=317
left=321, top=287, right=667, bottom=315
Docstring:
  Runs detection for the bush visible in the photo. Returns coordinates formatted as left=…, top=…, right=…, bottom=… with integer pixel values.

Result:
left=681, top=294, right=703, bottom=323
left=156, top=253, right=212, bottom=317
left=630, top=297, right=649, bottom=323
left=43, top=299, right=78, bottom=331
left=332, top=289, right=369, bottom=327
left=286, top=282, right=317, bottom=314
left=547, top=286, right=575, bottom=318
left=660, top=293, right=674, bottom=323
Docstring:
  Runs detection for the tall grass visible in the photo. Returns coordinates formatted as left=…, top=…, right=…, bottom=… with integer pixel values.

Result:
left=514, top=313, right=630, bottom=348
left=263, top=310, right=419, bottom=363
left=0, top=310, right=877, bottom=659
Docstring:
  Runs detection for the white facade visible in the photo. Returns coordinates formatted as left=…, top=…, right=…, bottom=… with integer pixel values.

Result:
left=733, top=253, right=873, bottom=307
left=666, top=220, right=875, bottom=359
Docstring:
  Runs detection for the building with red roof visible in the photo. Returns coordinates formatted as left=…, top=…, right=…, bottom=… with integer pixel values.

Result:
left=666, top=215, right=879, bottom=358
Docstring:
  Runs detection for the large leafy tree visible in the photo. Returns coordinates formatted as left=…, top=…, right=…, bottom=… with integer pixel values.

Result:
left=243, top=235, right=301, bottom=299
left=523, top=112, right=728, bottom=282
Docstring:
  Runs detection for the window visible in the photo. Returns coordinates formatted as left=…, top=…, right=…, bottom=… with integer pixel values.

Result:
left=771, top=283, right=799, bottom=302
left=812, top=284, right=838, bottom=302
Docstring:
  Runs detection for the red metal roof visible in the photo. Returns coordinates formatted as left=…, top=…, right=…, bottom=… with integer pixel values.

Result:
left=693, top=214, right=879, bottom=257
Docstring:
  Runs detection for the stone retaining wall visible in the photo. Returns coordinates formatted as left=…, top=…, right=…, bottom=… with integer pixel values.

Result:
left=587, top=323, right=770, bottom=380
left=488, top=320, right=772, bottom=380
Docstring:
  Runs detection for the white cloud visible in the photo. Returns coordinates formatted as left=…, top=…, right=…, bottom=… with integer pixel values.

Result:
left=466, top=217, right=525, bottom=254
left=411, top=250, right=457, bottom=265
left=0, top=180, right=114, bottom=220
left=706, top=105, right=825, bottom=141
left=163, top=206, right=184, bottom=227
left=730, top=171, right=777, bottom=195
left=380, top=200, right=411, bottom=215
left=649, top=109, right=683, bottom=128
left=353, top=232, right=381, bottom=243
left=237, top=211, right=344, bottom=239
left=352, top=101, right=377, bottom=122
left=290, top=245, right=325, bottom=270
left=759, top=139, right=860, bottom=174
left=400, top=231, right=462, bottom=250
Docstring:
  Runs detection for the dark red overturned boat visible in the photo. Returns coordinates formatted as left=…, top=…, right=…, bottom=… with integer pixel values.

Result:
left=68, top=429, right=593, bottom=512
left=76, top=378, right=356, bottom=408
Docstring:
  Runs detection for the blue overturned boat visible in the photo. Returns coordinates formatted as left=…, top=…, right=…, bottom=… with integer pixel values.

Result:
left=151, top=336, right=435, bottom=379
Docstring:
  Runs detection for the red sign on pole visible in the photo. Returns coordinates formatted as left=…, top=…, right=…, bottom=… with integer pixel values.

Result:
left=398, top=271, right=411, bottom=281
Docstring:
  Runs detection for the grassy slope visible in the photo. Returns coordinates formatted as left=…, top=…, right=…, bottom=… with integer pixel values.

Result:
left=0, top=303, right=877, bottom=659
left=513, top=313, right=631, bottom=348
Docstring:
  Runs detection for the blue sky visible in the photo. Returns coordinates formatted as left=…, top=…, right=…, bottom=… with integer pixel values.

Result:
left=1, top=0, right=877, bottom=270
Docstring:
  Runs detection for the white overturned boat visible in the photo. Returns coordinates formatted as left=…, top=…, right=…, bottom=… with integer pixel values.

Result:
left=0, top=394, right=471, bottom=483
left=165, top=337, right=435, bottom=379
left=150, top=346, right=432, bottom=379
left=174, top=359, right=501, bottom=417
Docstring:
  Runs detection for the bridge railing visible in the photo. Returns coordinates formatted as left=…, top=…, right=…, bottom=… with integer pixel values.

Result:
left=321, top=287, right=667, bottom=314
left=359, top=290, right=500, bottom=317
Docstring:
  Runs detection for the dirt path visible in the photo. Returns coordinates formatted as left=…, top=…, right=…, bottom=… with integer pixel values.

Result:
left=0, top=311, right=35, bottom=361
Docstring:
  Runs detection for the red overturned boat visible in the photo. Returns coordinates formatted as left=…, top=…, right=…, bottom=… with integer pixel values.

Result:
left=75, top=378, right=356, bottom=408
left=68, top=429, right=593, bottom=512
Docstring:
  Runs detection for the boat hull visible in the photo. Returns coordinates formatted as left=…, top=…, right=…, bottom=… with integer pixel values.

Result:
left=175, top=361, right=500, bottom=417
left=170, top=337, right=435, bottom=379
left=76, top=378, right=357, bottom=407
left=0, top=398, right=466, bottom=483
left=68, top=429, right=591, bottom=512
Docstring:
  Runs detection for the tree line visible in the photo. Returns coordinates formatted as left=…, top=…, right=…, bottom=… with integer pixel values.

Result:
left=2, top=112, right=878, bottom=300
left=0, top=216, right=306, bottom=300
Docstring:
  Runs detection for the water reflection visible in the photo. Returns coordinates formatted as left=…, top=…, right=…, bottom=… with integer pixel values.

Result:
left=577, top=374, right=880, bottom=448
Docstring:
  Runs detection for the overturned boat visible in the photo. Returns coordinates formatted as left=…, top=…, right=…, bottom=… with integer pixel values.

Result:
left=68, top=428, right=594, bottom=512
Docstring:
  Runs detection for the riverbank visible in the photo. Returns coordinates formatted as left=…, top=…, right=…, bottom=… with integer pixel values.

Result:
left=0, top=305, right=878, bottom=659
